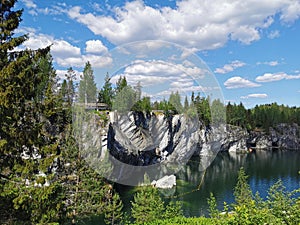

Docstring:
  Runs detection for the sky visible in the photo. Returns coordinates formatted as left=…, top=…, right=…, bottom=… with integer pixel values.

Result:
left=14, top=0, right=300, bottom=108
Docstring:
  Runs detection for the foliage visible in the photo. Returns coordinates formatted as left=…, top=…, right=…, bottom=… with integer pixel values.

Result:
left=104, top=192, right=124, bottom=225
left=59, top=125, right=112, bottom=224
left=134, top=216, right=214, bottom=225
left=233, top=167, right=253, bottom=206
left=131, top=187, right=165, bottom=224
left=112, top=85, right=136, bottom=113
left=78, top=61, right=97, bottom=103
left=226, top=102, right=300, bottom=131
left=130, top=186, right=184, bottom=224
left=169, top=91, right=183, bottom=113
left=207, top=193, right=219, bottom=219
left=143, top=170, right=300, bottom=225
left=98, top=73, right=114, bottom=108
left=63, top=67, right=77, bottom=106
left=163, top=201, right=183, bottom=219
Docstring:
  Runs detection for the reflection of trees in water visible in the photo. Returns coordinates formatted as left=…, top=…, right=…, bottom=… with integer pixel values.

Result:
left=172, top=151, right=300, bottom=217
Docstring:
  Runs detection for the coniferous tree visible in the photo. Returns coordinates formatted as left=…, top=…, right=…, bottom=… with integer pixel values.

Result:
left=233, top=167, right=253, bottom=206
left=104, top=192, right=124, bottom=225
left=78, top=62, right=97, bottom=103
left=131, top=187, right=164, bottom=224
left=184, top=96, right=189, bottom=110
left=65, top=67, right=77, bottom=106
left=169, top=91, right=183, bottom=113
left=115, top=76, right=128, bottom=94
left=98, top=73, right=114, bottom=108
left=0, top=2, right=67, bottom=223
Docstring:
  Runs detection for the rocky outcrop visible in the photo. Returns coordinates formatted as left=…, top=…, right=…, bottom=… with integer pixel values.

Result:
left=151, top=175, right=176, bottom=189
left=107, top=112, right=299, bottom=159
left=107, top=111, right=201, bottom=166
left=97, top=112, right=299, bottom=185
left=247, top=123, right=300, bottom=149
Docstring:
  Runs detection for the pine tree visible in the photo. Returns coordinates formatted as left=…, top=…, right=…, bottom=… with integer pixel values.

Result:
left=169, top=91, right=183, bottom=113
left=104, top=192, right=124, bottom=225
left=184, top=96, right=189, bottom=110
left=98, top=73, right=114, bottom=108
left=233, top=167, right=253, bottom=206
left=113, top=81, right=136, bottom=113
left=115, top=76, right=128, bottom=93
left=131, top=187, right=164, bottom=224
left=64, top=67, right=77, bottom=105
left=163, top=201, right=183, bottom=219
left=78, top=62, right=97, bottom=103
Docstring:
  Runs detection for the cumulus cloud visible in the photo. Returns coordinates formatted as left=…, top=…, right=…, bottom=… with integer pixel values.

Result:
left=85, top=40, right=108, bottom=54
left=214, top=60, right=246, bottom=74
left=68, top=0, right=300, bottom=50
left=255, top=72, right=300, bottom=82
left=110, top=59, right=221, bottom=102
left=110, top=59, right=207, bottom=87
left=224, top=76, right=261, bottom=89
left=123, top=60, right=206, bottom=78
left=241, top=93, right=268, bottom=99
left=17, top=31, right=111, bottom=68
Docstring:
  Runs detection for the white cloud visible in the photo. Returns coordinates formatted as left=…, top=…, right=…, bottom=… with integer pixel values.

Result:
left=82, top=54, right=112, bottom=68
left=268, top=30, right=280, bottom=39
left=123, top=59, right=207, bottom=78
left=18, top=31, right=111, bottom=68
left=224, top=76, right=261, bottom=89
left=214, top=60, right=246, bottom=74
left=21, top=0, right=37, bottom=9
left=56, top=69, right=82, bottom=80
left=21, top=1, right=67, bottom=16
left=256, top=60, right=279, bottom=66
left=255, top=72, right=300, bottom=82
left=241, top=93, right=268, bottom=99
left=85, top=40, right=108, bottom=54
left=280, top=1, right=300, bottom=22
left=52, top=40, right=81, bottom=58
left=68, top=0, right=300, bottom=50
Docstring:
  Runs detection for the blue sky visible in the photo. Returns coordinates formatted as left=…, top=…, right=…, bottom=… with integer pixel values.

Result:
left=15, top=0, right=300, bottom=108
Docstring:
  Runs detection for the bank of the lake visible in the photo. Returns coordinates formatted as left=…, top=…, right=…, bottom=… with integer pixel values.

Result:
left=118, top=150, right=300, bottom=217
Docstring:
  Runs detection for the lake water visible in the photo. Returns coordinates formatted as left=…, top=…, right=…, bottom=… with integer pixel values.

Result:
left=119, top=150, right=300, bottom=217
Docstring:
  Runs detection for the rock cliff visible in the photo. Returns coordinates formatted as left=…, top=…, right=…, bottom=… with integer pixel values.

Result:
left=106, top=112, right=299, bottom=163
left=82, top=111, right=299, bottom=185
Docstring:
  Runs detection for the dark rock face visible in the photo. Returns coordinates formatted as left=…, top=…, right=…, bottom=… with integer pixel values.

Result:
left=106, top=112, right=300, bottom=166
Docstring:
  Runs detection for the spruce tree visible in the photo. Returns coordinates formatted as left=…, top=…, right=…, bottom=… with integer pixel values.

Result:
left=78, top=62, right=97, bottom=103
left=98, top=72, right=114, bottom=108
left=233, top=167, right=253, bottom=206
left=0, top=1, right=65, bottom=223
left=131, top=187, right=164, bottom=224
left=65, top=67, right=77, bottom=105
left=104, top=192, right=124, bottom=225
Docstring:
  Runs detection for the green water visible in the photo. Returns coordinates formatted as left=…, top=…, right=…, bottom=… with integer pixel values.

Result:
left=119, top=150, right=300, bottom=217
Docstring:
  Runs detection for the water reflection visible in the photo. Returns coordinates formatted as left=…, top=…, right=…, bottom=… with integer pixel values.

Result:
left=174, top=150, right=300, bottom=217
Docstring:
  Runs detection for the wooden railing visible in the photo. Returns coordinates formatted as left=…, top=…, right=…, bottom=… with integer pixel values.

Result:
left=74, top=102, right=109, bottom=110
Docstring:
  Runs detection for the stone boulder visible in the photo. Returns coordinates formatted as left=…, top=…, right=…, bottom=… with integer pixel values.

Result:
left=152, top=175, right=176, bottom=189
